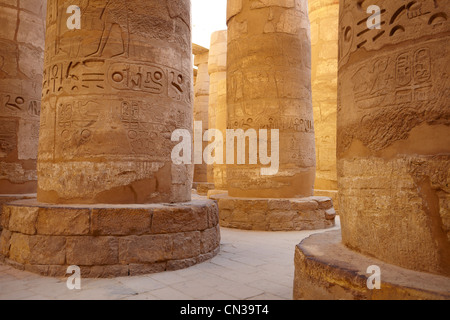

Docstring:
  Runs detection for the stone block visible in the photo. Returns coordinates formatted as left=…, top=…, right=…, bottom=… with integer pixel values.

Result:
left=91, top=208, right=151, bottom=236
left=66, top=237, right=119, bottom=266
left=37, top=207, right=90, bottom=235
left=8, top=205, right=38, bottom=235
left=119, top=235, right=172, bottom=264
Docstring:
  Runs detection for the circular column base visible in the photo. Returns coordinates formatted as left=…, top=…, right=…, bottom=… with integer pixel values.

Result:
left=0, top=194, right=36, bottom=232
left=294, top=230, right=450, bottom=300
left=210, top=192, right=336, bottom=231
left=192, top=182, right=215, bottom=196
left=0, top=199, right=220, bottom=278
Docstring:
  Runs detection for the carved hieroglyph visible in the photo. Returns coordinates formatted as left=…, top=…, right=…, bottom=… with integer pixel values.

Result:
left=309, top=0, right=338, bottom=191
left=193, top=45, right=210, bottom=184
left=38, top=0, right=193, bottom=204
left=338, top=0, right=450, bottom=276
left=227, top=0, right=316, bottom=198
left=0, top=1, right=46, bottom=194
left=208, top=30, right=228, bottom=190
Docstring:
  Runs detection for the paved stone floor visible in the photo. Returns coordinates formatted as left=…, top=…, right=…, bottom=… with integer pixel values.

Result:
left=0, top=218, right=340, bottom=300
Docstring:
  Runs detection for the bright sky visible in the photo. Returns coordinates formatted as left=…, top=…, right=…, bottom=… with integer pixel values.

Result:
left=192, top=0, right=227, bottom=49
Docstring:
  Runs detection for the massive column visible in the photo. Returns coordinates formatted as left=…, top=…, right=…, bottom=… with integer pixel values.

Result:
left=0, top=1, right=46, bottom=229
left=309, top=0, right=339, bottom=209
left=208, top=30, right=228, bottom=193
left=210, top=0, right=336, bottom=231
left=0, top=0, right=220, bottom=278
left=294, top=0, right=450, bottom=299
left=192, top=44, right=214, bottom=195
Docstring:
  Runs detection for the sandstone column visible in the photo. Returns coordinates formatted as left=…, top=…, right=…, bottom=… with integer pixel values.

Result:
left=0, top=0, right=220, bottom=278
left=294, top=0, right=450, bottom=299
left=0, top=1, right=46, bottom=229
left=208, top=30, right=228, bottom=193
left=192, top=44, right=214, bottom=195
left=210, top=0, right=336, bottom=231
left=309, top=0, right=339, bottom=209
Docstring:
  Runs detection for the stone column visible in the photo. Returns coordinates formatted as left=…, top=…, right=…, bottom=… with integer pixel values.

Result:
left=208, top=30, right=228, bottom=193
left=0, top=1, right=46, bottom=230
left=0, top=0, right=220, bottom=278
left=309, top=0, right=339, bottom=209
left=210, top=0, right=336, bottom=231
left=294, top=0, right=450, bottom=299
left=192, top=44, right=214, bottom=195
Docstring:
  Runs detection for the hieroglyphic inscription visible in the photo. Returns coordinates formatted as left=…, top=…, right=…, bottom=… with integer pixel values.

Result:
left=351, top=47, right=433, bottom=109
left=340, top=0, right=448, bottom=62
left=1, top=94, right=41, bottom=118
left=43, top=59, right=191, bottom=103
left=229, top=116, right=314, bottom=133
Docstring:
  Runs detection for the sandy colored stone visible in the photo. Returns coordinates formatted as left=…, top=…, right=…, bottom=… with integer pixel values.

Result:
left=200, top=225, right=221, bottom=254
left=91, top=208, right=151, bottom=236
left=118, top=235, right=172, bottom=264
left=0, top=228, right=11, bottom=256
left=309, top=1, right=338, bottom=192
left=38, top=0, right=193, bottom=204
left=172, top=231, right=201, bottom=260
left=8, top=233, right=31, bottom=264
left=226, top=0, right=316, bottom=198
left=7, top=205, right=38, bottom=235
left=294, top=230, right=450, bottom=300
left=193, top=45, right=210, bottom=185
left=208, top=30, right=228, bottom=190
left=338, top=0, right=450, bottom=276
left=28, top=235, right=66, bottom=265
left=211, top=193, right=334, bottom=231
left=37, top=207, right=90, bottom=235
left=308, top=0, right=339, bottom=190
left=151, top=205, right=209, bottom=234
left=66, top=236, right=119, bottom=266
left=0, top=0, right=44, bottom=195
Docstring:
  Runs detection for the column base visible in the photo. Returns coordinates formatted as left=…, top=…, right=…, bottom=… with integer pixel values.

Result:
left=207, top=189, right=228, bottom=198
left=0, top=198, right=220, bottom=278
left=192, top=182, right=215, bottom=195
left=314, top=189, right=339, bottom=213
left=294, top=230, right=450, bottom=300
left=0, top=194, right=36, bottom=232
left=210, top=192, right=336, bottom=231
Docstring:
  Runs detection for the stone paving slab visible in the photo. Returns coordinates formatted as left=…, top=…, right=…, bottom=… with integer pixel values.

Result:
left=0, top=219, right=340, bottom=300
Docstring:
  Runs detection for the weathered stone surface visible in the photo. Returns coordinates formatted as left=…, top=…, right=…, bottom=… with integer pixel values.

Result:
left=37, top=0, right=193, bottom=204
left=172, top=231, right=201, bottom=260
left=211, top=193, right=335, bottom=231
left=28, top=235, right=66, bottom=265
left=201, top=225, right=221, bottom=254
left=294, top=230, right=450, bottom=300
left=0, top=0, right=44, bottom=195
left=8, top=233, right=31, bottom=264
left=193, top=45, right=210, bottom=185
left=128, top=263, right=167, bottom=276
left=91, top=208, right=151, bottom=236
left=8, top=205, right=38, bottom=235
left=208, top=30, right=228, bottom=190
left=1, top=199, right=220, bottom=277
left=309, top=0, right=338, bottom=192
left=227, top=0, right=316, bottom=199
left=0, top=229, right=11, bottom=256
left=119, top=235, right=172, bottom=264
left=37, top=207, right=90, bottom=235
left=66, top=237, right=119, bottom=266
left=195, top=182, right=215, bottom=196
left=338, top=0, right=450, bottom=276
left=151, top=204, right=209, bottom=234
